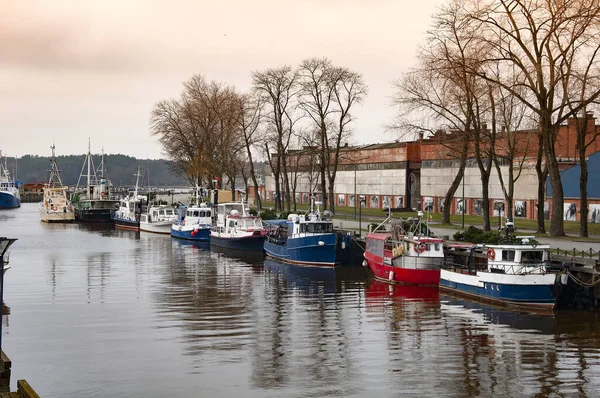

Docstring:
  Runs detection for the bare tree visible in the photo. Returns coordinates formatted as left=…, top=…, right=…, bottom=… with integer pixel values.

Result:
left=465, top=0, right=600, bottom=236
left=298, top=57, right=367, bottom=213
left=252, top=66, right=299, bottom=212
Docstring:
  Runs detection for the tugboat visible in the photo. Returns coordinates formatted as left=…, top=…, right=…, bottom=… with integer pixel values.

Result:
left=263, top=197, right=357, bottom=267
left=0, top=151, right=20, bottom=209
left=71, top=142, right=119, bottom=222
left=364, top=211, right=444, bottom=286
left=441, top=220, right=563, bottom=310
left=112, top=167, right=146, bottom=230
left=39, top=144, right=75, bottom=222
left=170, top=186, right=212, bottom=241
left=210, top=198, right=266, bottom=252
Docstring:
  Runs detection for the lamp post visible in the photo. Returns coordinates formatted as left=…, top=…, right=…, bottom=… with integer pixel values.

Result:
left=354, top=163, right=357, bottom=220
left=0, top=237, right=17, bottom=357
left=462, top=171, right=465, bottom=229
left=358, top=198, right=365, bottom=238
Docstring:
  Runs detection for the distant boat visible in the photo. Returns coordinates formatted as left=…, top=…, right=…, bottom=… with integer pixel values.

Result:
left=170, top=186, right=212, bottom=241
left=364, top=212, right=444, bottom=286
left=71, top=141, right=119, bottom=222
left=0, top=151, right=21, bottom=209
left=140, top=204, right=177, bottom=234
left=263, top=197, right=358, bottom=267
left=210, top=199, right=266, bottom=252
left=39, top=144, right=75, bottom=223
left=112, top=167, right=146, bottom=231
left=441, top=227, right=563, bottom=310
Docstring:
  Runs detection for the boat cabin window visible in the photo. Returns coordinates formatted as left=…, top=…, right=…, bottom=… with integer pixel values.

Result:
left=229, top=220, right=235, bottom=228
left=304, top=223, right=333, bottom=233
left=501, top=250, right=516, bottom=261
left=367, top=238, right=384, bottom=257
left=521, top=251, right=543, bottom=263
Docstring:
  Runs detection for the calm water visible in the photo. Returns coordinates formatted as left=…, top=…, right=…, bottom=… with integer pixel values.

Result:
left=1, top=204, right=600, bottom=397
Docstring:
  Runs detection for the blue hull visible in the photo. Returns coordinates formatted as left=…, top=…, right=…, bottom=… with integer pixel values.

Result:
left=0, top=192, right=20, bottom=209
left=264, top=233, right=342, bottom=267
left=210, top=235, right=265, bottom=252
left=113, top=217, right=140, bottom=230
left=171, top=227, right=210, bottom=241
left=440, top=278, right=557, bottom=309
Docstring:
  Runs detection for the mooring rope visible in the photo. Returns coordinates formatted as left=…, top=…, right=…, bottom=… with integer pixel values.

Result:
left=568, top=270, right=600, bottom=288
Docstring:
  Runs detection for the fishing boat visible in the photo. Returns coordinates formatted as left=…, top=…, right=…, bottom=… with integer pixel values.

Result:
left=170, top=186, right=212, bottom=241
left=71, top=142, right=119, bottom=222
left=263, top=198, right=358, bottom=267
left=0, top=151, right=20, bottom=209
left=363, top=211, right=444, bottom=286
left=140, top=204, right=177, bottom=234
left=210, top=199, right=266, bottom=252
left=39, top=144, right=75, bottom=222
left=441, top=221, right=563, bottom=310
left=112, top=167, right=146, bottom=230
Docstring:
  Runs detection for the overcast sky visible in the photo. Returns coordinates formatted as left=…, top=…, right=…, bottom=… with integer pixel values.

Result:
left=0, top=0, right=442, bottom=159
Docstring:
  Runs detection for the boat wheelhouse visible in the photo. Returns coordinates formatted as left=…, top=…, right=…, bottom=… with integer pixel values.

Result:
left=112, top=167, right=146, bottom=230
left=0, top=151, right=20, bottom=209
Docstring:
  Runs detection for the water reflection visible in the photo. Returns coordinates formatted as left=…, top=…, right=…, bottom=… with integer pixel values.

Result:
left=210, top=245, right=265, bottom=266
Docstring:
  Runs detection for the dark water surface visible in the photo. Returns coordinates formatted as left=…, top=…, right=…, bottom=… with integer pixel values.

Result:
left=1, top=204, right=600, bottom=397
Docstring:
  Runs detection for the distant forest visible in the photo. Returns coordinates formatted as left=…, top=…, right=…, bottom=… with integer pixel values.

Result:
left=11, top=154, right=189, bottom=187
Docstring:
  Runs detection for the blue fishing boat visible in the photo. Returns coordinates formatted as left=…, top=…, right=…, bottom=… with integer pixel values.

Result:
left=0, top=152, right=21, bottom=209
left=441, top=223, right=564, bottom=310
left=170, top=186, right=212, bottom=241
left=112, top=167, right=146, bottom=230
left=263, top=199, right=358, bottom=267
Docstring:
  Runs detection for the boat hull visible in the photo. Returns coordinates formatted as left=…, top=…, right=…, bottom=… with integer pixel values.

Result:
left=140, top=221, right=172, bottom=234
left=171, top=226, right=210, bottom=241
left=210, top=233, right=265, bottom=252
left=40, top=211, right=76, bottom=223
left=368, top=259, right=441, bottom=285
left=113, top=217, right=140, bottom=231
left=75, top=208, right=114, bottom=223
left=439, top=269, right=558, bottom=310
left=264, top=233, right=342, bottom=267
left=0, top=192, right=20, bottom=209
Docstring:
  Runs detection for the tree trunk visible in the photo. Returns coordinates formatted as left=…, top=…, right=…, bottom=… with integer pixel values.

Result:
left=543, top=129, right=565, bottom=236
left=481, top=173, right=491, bottom=231
left=328, top=180, right=335, bottom=214
left=442, top=153, right=468, bottom=225
left=535, top=131, right=547, bottom=234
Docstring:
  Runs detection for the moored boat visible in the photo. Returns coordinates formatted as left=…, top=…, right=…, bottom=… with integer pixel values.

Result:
left=39, top=144, right=75, bottom=223
left=210, top=200, right=266, bottom=252
left=263, top=198, right=357, bottom=267
left=71, top=142, right=119, bottom=222
left=0, top=151, right=21, bottom=209
left=140, top=204, right=177, bottom=234
left=112, top=167, right=146, bottom=231
left=170, top=187, right=212, bottom=241
left=441, top=223, right=563, bottom=310
left=364, top=211, right=444, bottom=286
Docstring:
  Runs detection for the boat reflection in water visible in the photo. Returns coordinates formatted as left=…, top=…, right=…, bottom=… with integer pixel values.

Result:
left=210, top=245, right=264, bottom=266
left=171, top=238, right=210, bottom=251
left=263, top=258, right=368, bottom=295
left=365, top=279, right=440, bottom=303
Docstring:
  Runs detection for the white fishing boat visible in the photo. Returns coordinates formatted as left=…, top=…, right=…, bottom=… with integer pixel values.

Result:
left=210, top=199, right=266, bottom=252
left=140, top=204, right=177, bottom=234
left=39, top=144, right=75, bottom=223
left=112, top=167, right=146, bottom=230
left=171, top=186, right=212, bottom=241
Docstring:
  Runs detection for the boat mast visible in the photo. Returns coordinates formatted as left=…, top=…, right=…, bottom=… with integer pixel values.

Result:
left=47, top=143, right=63, bottom=187
left=133, top=166, right=142, bottom=198
left=87, top=139, right=91, bottom=197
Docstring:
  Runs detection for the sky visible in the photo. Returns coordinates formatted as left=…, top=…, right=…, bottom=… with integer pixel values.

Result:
left=0, top=0, right=443, bottom=160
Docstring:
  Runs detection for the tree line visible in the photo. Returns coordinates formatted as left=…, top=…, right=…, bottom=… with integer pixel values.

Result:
left=392, top=0, right=600, bottom=237
left=150, top=57, right=367, bottom=213
left=11, top=154, right=188, bottom=188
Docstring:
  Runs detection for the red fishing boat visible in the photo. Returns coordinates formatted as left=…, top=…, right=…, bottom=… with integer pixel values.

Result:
left=364, top=212, right=444, bottom=286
